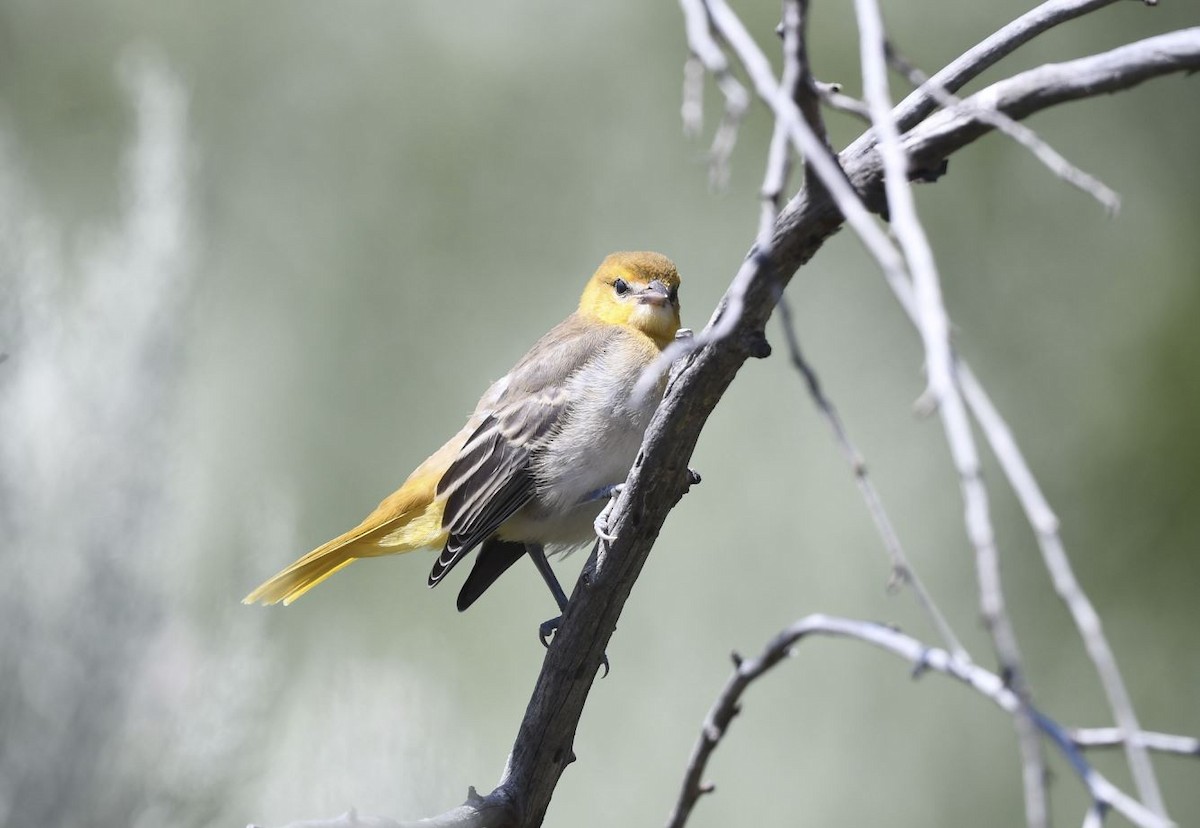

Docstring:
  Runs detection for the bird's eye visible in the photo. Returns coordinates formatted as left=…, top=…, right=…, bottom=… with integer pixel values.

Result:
left=613, top=278, right=630, bottom=295
left=668, top=284, right=679, bottom=303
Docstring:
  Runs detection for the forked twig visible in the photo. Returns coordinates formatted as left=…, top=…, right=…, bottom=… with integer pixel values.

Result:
left=665, top=615, right=1172, bottom=828
left=886, top=44, right=1120, bottom=212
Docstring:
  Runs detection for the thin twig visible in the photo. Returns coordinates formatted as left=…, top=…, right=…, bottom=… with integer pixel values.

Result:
left=1072, top=728, right=1200, bottom=757
left=851, top=0, right=1050, bottom=824
left=681, top=56, right=706, bottom=138
left=814, top=81, right=872, bottom=121
left=1082, top=804, right=1106, bottom=828
left=678, top=0, right=751, bottom=187
left=775, top=297, right=968, bottom=658
left=665, top=615, right=1172, bottom=828
left=1033, top=707, right=1169, bottom=828
left=789, top=0, right=832, bottom=190
left=886, top=44, right=1120, bottom=212
left=959, top=362, right=1169, bottom=815
left=759, top=0, right=805, bottom=237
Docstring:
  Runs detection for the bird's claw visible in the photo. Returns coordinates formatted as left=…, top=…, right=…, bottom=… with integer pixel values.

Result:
left=539, top=615, right=561, bottom=648
left=593, top=483, right=625, bottom=542
left=593, top=519, right=617, bottom=543
left=538, top=615, right=610, bottom=677
left=593, top=471, right=696, bottom=541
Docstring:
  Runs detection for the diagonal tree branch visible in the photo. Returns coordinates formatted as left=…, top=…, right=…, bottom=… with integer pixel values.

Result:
left=842, top=0, right=1153, bottom=160
left=870, top=29, right=1200, bottom=181
left=885, top=45, right=1121, bottom=212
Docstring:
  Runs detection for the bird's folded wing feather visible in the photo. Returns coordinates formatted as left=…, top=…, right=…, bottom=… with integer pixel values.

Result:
left=428, top=316, right=621, bottom=585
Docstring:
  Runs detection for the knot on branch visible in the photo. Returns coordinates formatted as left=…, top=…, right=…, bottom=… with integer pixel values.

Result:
left=740, top=329, right=772, bottom=359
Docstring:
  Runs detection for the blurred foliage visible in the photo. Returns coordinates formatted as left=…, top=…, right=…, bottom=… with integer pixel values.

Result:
left=0, top=1, right=1196, bottom=827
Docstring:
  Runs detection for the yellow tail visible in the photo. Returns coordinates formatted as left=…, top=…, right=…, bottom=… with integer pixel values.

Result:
left=243, top=480, right=449, bottom=606
left=244, top=408, right=484, bottom=606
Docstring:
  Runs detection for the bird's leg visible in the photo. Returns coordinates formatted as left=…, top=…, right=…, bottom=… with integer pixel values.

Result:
left=528, top=543, right=570, bottom=617
left=580, top=483, right=623, bottom=504
left=528, top=542, right=609, bottom=677
left=528, top=542, right=570, bottom=648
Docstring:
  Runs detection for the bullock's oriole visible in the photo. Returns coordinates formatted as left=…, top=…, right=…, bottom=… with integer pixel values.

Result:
left=243, top=252, right=684, bottom=636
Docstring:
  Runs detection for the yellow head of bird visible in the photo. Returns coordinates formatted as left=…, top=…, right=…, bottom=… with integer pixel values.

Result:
left=578, top=251, right=682, bottom=348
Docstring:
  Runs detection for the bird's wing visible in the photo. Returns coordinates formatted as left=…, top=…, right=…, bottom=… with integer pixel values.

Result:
left=428, top=315, right=619, bottom=585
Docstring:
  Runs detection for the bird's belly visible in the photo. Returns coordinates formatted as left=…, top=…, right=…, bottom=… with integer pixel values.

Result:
left=499, top=500, right=606, bottom=548
left=502, top=362, right=657, bottom=546
left=502, top=424, right=644, bottom=545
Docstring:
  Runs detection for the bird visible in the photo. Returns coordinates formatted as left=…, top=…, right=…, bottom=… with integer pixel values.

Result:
left=242, top=251, right=684, bottom=639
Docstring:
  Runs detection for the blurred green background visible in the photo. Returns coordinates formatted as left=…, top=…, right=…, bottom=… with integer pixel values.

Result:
left=0, top=2, right=1197, bottom=826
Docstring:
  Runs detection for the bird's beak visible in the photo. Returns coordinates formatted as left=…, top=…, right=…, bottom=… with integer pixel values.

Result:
left=636, top=279, right=671, bottom=307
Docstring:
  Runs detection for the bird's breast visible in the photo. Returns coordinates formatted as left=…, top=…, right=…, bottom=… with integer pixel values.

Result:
left=502, top=334, right=664, bottom=545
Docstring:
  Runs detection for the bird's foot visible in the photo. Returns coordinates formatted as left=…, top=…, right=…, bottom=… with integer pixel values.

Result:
left=593, top=483, right=625, bottom=542
left=539, top=615, right=610, bottom=677
left=590, top=470, right=696, bottom=542
left=539, top=614, right=561, bottom=648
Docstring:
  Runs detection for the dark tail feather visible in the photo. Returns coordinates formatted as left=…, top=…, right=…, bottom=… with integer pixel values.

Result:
left=456, top=538, right=528, bottom=611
